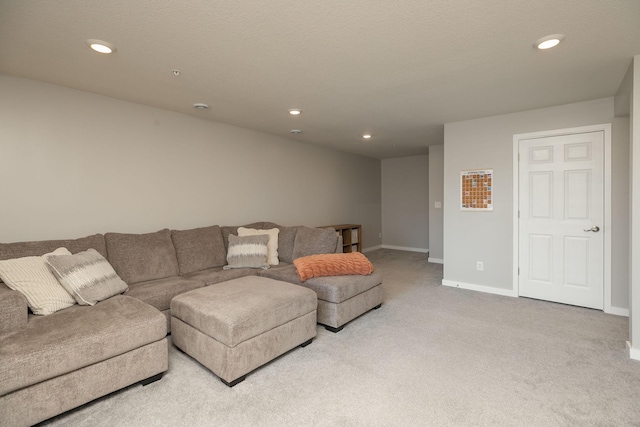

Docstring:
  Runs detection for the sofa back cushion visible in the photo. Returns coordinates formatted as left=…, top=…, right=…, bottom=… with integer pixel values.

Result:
left=171, top=226, right=226, bottom=274
left=263, top=222, right=298, bottom=263
left=105, top=229, right=179, bottom=284
left=220, top=222, right=266, bottom=251
left=292, top=226, right=338, bottom=259
left=0, top=234, right=107, bottom=261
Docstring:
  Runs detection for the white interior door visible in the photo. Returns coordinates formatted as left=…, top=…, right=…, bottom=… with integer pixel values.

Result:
left=518, top=131, right=604, bottom=309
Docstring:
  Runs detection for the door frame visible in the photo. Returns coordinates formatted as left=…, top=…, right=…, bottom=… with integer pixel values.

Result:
left=512, top=124, right=613, bottom=313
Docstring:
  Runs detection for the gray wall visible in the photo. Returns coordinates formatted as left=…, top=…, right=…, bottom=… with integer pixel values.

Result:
left=428, top=145, right=444, bottom=262
left=612, top=116, right=630, bottom=310
left=628, top=55, right=640, bottom=359
left=381, top=155, right=429, bottom=252
left=0, top=75, right=382, bottom=247
left=443, top=97, right=629, bottom=312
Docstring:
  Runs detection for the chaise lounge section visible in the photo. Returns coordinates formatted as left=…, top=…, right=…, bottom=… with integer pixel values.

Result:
left=0, top=235, right=168, bottom=427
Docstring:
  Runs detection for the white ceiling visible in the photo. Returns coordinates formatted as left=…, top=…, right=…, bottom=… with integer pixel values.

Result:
left=1, top=1, right=639, bottom=159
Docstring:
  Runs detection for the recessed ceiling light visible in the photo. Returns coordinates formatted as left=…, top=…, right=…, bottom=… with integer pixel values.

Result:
left=363, top=134, right=372, bottom=139
left=86, top=39, right=116, bottom=54
left=290, top=129, right=303, bottom=134
left=193, top=103, right=210, bottom=110
left=534, top=34, right=565, bottom=50
left=289, top=109, right=302, bottom=116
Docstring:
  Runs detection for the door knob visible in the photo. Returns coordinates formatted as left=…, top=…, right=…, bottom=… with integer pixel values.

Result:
left=583, top=226, right=600, bottom=232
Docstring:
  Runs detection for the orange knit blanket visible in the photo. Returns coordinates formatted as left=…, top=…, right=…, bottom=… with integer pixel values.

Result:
left=293, top=252, right=374, bottom=282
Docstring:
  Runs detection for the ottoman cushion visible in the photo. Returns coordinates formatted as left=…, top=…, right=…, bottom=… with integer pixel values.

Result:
left=171, top=276, right=316, bottom=347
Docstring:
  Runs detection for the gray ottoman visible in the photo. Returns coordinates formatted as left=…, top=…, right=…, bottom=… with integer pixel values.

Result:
left=170, top=276, right=317, bottom=387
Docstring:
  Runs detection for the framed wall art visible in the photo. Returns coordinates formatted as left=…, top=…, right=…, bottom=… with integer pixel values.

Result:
left=460, top=169, right=493, bottom=211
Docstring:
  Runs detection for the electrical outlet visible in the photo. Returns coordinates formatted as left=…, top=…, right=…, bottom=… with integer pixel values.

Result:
left=476, top=261, right=484, bottom=271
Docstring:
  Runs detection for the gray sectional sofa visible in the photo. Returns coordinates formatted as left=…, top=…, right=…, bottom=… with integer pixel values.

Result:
left=0, top=222, right=382, bottom=426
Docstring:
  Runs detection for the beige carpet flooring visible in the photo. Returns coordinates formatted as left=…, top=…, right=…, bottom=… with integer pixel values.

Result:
left=39, top=249, right=640, bottom=426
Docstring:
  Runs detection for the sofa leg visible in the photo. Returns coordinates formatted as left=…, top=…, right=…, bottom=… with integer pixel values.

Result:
left=222, top=375, right=246, bottom=387
left=140, top=372, right=164, bottom=386
left=300, top=338, right=313, bottom=347
left=324, top=325, right=344, bottom=333
left=373, top=304, right=382, bottom=309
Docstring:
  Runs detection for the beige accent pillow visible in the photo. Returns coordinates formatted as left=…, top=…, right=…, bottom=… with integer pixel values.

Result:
left=237, top=227, right=280, bottom=265
left=223, top=234, right=270, bottom=270
left=45, top=248, right=129, bottom=306
left=0, top=247, right=76, bottom=315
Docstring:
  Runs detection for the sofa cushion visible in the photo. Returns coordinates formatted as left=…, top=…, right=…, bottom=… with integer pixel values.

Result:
left=105, top=229, right=179, bottom=284
left=304, top=270, right=383, bottom=303
left=238, top=227, right=280, bottom=265
left=292, top=226, right=338, bottom=259
left=0, top=247, right=76, bottom=315
left=259, top=265, right=383, bottom=304
left=182, top=266, right=259, bottom=286
left=220, top=226, right=237, bottom=251
left=125, top=276, right=204, bottom=312
left=45, top=249, right=128, bottom=306
left=221, top=222, right=266, bottom=251
left=224, top=234, right=270, bottom=270
left=263, top=223, right=298, bottom=264
left=171, top=226, right=226, bottom=274
left=293, top=252, right=374, bottom=282
left=258, top=264, right=303, bottom=286
left=0, top=283, right=28, bottom=337
left=0, top=295, right=166, bottom=396
left=0, top=234, right=107, bottom=261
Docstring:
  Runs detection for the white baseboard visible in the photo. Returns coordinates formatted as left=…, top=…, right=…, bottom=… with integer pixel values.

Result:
left=442, top=279, right=517, bottom=298
left=606, top=306, right=630, bottom=317
left=362, top=245, right=382, bottom=253
left=381, top=245, right=429, bottom=254
left=428, top=257, right=444, bottom=264
left=630, top=344, right=640, bottom=361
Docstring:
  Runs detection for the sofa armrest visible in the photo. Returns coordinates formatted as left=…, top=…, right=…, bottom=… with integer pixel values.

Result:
left=0, top=282, right=28, bottom=337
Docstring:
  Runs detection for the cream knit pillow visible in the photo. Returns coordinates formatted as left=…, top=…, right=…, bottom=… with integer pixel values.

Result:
left=0, top=247, right=76, bottom=315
